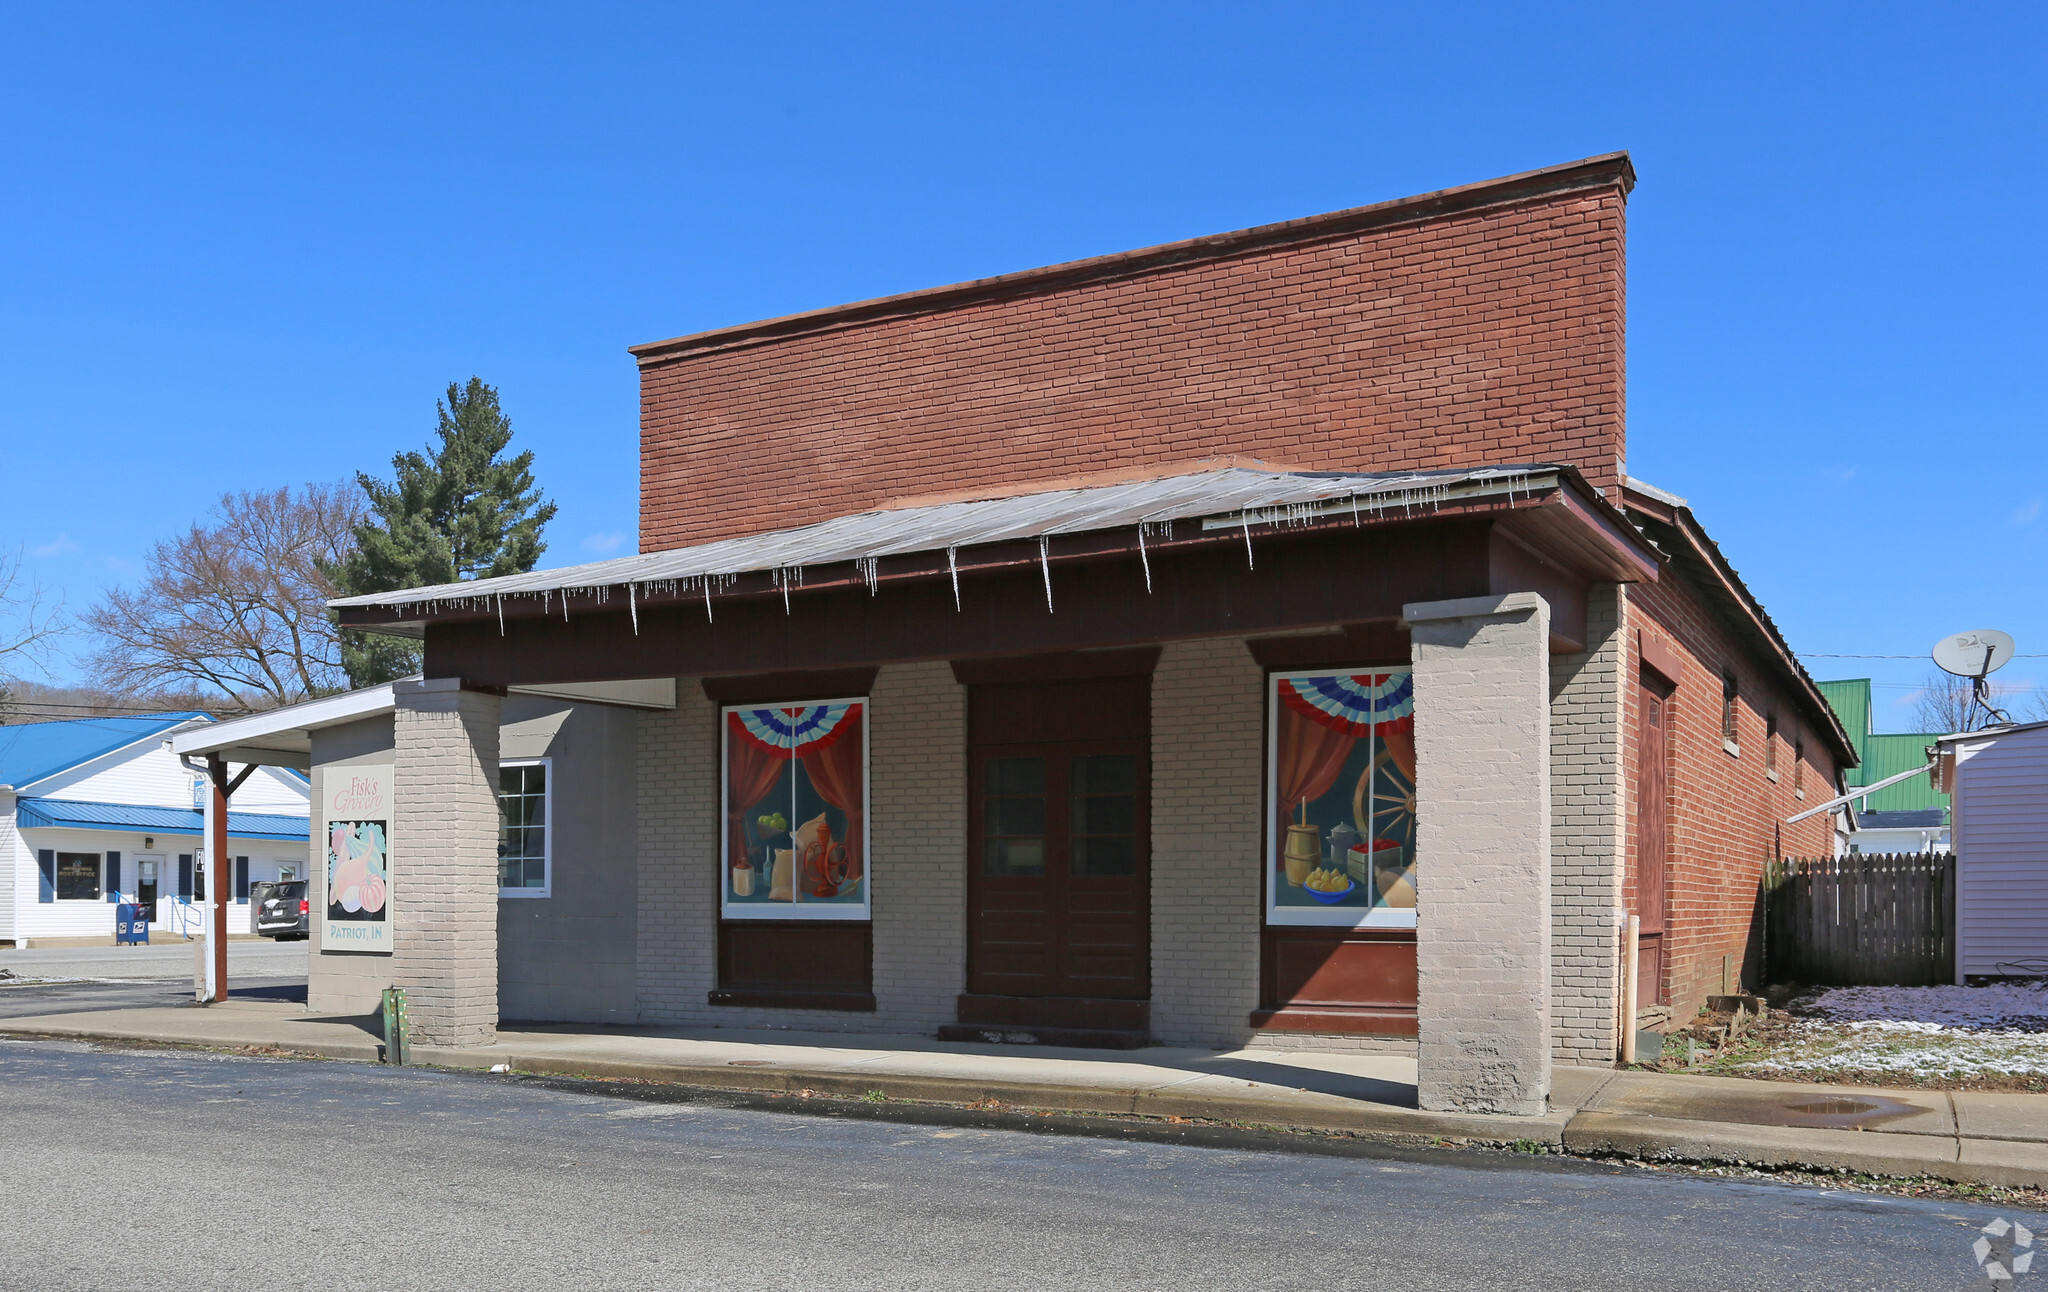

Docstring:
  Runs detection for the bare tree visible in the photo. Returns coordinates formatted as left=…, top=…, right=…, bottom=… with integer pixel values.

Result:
left=0, top=547, right=68, bottom=719
left=83, top=484, right=362, bottom=712
left=1912, top=668, right=2021, bottom=733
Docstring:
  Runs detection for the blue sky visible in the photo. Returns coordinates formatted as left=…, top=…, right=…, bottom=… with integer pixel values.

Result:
left=2, top=4, right=2042, bottom=728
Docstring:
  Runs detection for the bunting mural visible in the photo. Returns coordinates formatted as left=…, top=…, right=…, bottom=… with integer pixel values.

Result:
left=721, top=698, right=869, bottom=920
left=1266, top=670, right=1418, bottom=927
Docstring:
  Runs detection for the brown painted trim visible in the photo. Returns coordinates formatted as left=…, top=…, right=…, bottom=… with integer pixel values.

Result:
left=629, top=154, right=1634, bottom=365
left=708, top=990, right=877, bottom=1012
left=1248, top=1007, right=1420, bottom=1036
left=949, top=646, right=1161, bottom=686
left=1638, top=629, right=1686, bottom=687
left=701, top=667, right=880, bottom=706
left=1247, top=622, right=1411, bottom=670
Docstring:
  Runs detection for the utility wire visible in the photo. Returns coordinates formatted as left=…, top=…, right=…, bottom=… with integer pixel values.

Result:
left=1798, top=652, right=2048, bottom=659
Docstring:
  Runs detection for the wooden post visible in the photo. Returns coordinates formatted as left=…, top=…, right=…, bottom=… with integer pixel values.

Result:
left=204, top=755, right=258, bottom=1006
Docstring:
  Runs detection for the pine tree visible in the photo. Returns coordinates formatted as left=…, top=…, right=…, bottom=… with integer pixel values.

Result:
left=330, top=379, right=557, bottom=687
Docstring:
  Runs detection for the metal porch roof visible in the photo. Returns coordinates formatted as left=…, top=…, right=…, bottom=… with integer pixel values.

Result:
left=15, top=797, right=310, bottom=842
left=0, top=713, right=210, bottom=789
left=331, top=463, right=1614, bottom=624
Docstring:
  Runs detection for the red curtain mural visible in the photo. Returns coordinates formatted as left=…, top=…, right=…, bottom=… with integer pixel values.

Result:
left=725, top=711, right=788, bottom=873
left=1379, top=723, right=1416, bottom=782
left=800, top=707, right=864, bottom=882
left=1274, top=701, right=1357, bottom=855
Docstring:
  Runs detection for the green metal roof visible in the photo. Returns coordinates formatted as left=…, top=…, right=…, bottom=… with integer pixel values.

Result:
left=1817, top=680, right=1872, bottom=758
left=1857, top=734, right=1946, bottom=812
left=1816, top=677, right=1946, bottom=816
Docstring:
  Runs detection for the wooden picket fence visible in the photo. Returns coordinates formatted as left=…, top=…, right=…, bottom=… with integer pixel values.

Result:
left=1763, top=852, right=1956, bottom=987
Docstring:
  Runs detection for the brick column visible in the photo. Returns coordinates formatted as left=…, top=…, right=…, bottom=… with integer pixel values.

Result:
left=1403, top=593, right=1553, bottom=1115
left=392, top=677, right=502, bottom=1048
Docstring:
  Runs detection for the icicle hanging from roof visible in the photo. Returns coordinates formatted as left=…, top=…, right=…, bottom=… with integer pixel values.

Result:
left=628, top=583, right=639, bottom=635
left=855, top=556, right=879, bottom=595
left=1038, top=535, right=1054, bottom=612
left=947, top=546, right=960, bottom=612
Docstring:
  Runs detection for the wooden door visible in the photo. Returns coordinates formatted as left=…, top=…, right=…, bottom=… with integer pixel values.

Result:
left=968, top=677, right=1149, bottom=1006
left=1633, top=669, right=1673, bottom=1006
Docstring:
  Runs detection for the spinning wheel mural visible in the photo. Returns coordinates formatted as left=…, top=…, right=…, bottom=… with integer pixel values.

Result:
left=1270, top=670, right=1418, bottom=922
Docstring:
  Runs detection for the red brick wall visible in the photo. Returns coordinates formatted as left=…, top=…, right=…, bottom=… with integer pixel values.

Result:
left=1625, top=576, right=1842, bottom=1018
left=636, top=174, right=1629, bottom=552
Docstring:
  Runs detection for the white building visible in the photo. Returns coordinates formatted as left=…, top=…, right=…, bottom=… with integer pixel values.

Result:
left=0, top=713, right=310, bottom=948
left=1939, top=720, right=2048, bottom=981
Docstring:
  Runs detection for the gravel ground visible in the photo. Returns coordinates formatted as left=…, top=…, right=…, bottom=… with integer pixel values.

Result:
left=1665, top=981, right=2048, bottom=1091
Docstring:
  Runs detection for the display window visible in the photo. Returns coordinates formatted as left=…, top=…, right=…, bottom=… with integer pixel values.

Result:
left=1266, top=670, right=1418, bottom=928
left=720, top=697, right=869, bottom=921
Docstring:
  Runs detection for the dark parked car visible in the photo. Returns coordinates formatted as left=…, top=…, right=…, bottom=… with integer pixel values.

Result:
left=250, top=880, right=310, bottom=940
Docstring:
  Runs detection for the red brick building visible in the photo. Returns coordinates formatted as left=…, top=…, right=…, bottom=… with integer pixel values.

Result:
left=310, top=151, right=1851, bottom=1116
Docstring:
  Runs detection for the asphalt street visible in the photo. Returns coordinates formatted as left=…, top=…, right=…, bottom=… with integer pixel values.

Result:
left=0, top=1039, right=2031, bottom=1291
left=0, top=941, right=308, bottom=1018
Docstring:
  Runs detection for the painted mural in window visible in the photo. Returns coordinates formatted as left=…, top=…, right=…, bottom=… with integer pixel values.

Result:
left=1266, top=670, right=1417, bottom=928
left=721, top=697, right=869, bottom=921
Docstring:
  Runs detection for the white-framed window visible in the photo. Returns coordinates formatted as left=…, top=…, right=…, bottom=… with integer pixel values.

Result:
left=1266, top=670, right=1418, bottom=929
left=498, top=758, right=551, bottom=897
left=720, top=697, right=869, bottom=921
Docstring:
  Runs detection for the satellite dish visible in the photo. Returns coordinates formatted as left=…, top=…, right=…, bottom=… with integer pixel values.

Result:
left=1932, top=629, right=2016, bottom=679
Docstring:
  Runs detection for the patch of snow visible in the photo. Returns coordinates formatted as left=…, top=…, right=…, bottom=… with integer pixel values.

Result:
left=1734, top=981, right=2048, bottom=1078
left=1797, top=981, right=2048, bottom=1033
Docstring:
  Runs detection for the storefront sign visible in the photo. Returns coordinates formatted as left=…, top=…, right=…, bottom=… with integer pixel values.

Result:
left=324, top=764, right=393, bottom=952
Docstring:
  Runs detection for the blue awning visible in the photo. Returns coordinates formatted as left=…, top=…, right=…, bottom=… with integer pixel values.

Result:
left=14, top=797, right=309, bottom=843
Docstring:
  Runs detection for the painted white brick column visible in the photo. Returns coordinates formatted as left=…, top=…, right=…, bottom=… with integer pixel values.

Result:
left=1403, top=592, right=1553, bottom=1115
left=392, top=677, right=502, bottom=1048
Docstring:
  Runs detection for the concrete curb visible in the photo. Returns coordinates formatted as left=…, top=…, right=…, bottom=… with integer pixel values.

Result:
left=484, top=1050, right=1573, bottom=1145
left=1563, top=1112, right=2048, bottom=1191
left=0, top=1018, right=382, bottom=1063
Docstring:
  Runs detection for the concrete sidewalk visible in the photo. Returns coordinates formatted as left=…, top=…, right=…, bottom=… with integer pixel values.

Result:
left=5, top=1000, right=2046, bottom=1190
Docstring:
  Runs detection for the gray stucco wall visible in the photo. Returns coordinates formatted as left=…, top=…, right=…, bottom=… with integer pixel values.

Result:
left=307, top=699, right=640, bottom=1024
left=496, top=695, right=640, bottom=1024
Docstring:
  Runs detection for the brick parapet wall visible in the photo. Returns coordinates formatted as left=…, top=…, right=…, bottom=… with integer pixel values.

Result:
left=1149, top=638, right=1265, bottom=1046
left=392, top=682, right=501, bottom=1048
left=1548, top=583, right=1627, bottom=1065
left=1626, top=574, right=1842, bottom=1020
left=638, top=185, right=1628, bottom=552
left=635, top=664, right=967, bottom=1033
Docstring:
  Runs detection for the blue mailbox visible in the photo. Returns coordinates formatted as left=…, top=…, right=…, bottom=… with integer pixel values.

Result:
left=115, top=902, right=150, bottom=946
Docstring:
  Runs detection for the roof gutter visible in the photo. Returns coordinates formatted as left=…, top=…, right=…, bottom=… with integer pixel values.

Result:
left=1622, top=482, right=1857, bottom=768
left=335, top=465, right=1660, bottom=638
